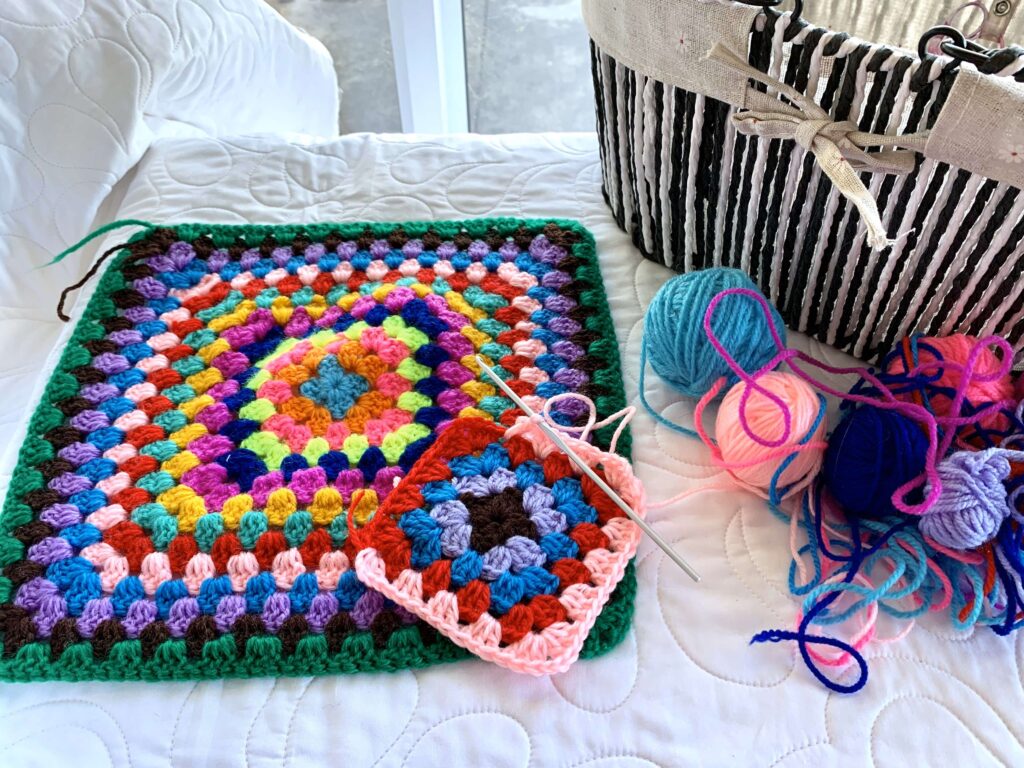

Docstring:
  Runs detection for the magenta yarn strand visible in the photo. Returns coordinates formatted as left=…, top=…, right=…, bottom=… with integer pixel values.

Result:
left=701, top=289, right=796, bottom=449
left=926, top=336, right=1016, bottom=460
left=701, top=287, right=1023, bottom=517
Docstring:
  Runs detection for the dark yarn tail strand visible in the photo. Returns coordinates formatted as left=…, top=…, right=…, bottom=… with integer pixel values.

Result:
left=57, top=241, right=134, bottom=322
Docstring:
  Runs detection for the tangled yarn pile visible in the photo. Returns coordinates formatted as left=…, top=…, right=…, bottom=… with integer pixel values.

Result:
left=642, top=268, right=1024, bottom=693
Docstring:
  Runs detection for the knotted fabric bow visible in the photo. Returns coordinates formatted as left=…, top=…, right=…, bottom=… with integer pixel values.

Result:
left=706, top=44, right=930, bottom=250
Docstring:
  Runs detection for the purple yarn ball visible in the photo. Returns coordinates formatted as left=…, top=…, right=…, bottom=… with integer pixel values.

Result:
left=920, top=449, right=1013, bottom=550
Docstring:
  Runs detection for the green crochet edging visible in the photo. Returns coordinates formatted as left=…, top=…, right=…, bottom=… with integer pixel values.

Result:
left=0, top=561, right=635, bottom=682
left=0, top=217, right=635, bottom=682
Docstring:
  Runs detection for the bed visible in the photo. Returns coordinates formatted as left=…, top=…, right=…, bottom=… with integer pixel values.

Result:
left=1, top=3, right=1022, bottom=767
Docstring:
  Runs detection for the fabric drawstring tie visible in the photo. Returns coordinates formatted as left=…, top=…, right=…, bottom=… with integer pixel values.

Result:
left=706, top=44, right=930, bottom=250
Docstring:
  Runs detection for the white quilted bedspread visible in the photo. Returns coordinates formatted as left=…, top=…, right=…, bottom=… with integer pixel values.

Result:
left=3, top=131, right=1024, bottom=767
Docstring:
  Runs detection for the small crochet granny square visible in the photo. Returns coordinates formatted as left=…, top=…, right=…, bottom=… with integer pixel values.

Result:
left=353, top=416, right=645, bottom=675
left=0, top=219, right=634, bottom=681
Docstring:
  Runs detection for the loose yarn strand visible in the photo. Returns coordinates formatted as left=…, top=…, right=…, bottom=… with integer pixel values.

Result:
left=705, top=288, right=1023, bottom=516
left=754, top=493, right=923, bottom=692
left=51, top=220, right=155, bottom=321
left=44, top=219, right=154, bottom=266
left=56, top=240, right=135, bottom=322
left=540, top=392, right=636, bottom=452
left=638, top=330, right=700, bottom=438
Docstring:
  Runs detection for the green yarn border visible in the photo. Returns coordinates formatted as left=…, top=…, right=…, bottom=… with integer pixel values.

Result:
left=0, top=218, right=635, bottom=682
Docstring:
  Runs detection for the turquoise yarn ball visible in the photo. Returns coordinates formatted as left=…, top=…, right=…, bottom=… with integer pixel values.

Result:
left=644, top=268, right=786, bottom=399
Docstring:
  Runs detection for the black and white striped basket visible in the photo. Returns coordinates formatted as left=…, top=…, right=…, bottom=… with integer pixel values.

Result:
left=585, top=0, right=1024, bottom=361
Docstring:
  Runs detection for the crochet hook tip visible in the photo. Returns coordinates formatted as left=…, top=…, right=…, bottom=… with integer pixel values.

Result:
left=475, top=356, right=702, bottom=584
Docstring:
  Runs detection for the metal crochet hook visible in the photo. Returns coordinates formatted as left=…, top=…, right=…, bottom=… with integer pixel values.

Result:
left=475, top=356, right=701, bottom=583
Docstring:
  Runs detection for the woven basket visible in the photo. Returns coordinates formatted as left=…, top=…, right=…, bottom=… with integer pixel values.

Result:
left=584, top=0, right=1024, bottom=361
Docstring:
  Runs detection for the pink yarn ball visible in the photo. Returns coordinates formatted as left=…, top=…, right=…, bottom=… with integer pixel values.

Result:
left=715, top=371, right=828, bottom=495
left=887, top=335, right=1014, bottom=430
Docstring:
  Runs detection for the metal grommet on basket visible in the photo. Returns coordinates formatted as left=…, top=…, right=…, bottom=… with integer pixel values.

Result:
left=918, top=24, right=968, bottom=62
left=918, top=24, right=1004, bottom=70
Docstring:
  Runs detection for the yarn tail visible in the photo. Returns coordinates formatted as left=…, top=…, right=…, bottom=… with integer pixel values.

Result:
left=749, top=629, right=785, bottom=644
left=749, top=626, right=869, bottom=694
left=53, top=220, right=155, bottom=321
left=43, top=219, right=154, bottom=267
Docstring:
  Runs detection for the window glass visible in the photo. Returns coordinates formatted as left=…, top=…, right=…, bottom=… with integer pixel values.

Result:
left=463, top=0, right=594, bottom=133
left=268, top=0, right=594, bottom=134
left=268, top=0, right=402, bottom=133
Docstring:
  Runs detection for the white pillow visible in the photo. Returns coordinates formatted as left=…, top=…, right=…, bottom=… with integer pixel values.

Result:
left=0, top=0, right=338, bottom=282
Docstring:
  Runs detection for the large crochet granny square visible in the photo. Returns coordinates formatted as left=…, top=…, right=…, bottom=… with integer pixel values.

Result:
left=0, top=219, right=634, bottom=681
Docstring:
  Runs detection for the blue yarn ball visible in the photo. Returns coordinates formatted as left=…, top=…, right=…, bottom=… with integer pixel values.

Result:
left=644, top=268, right=786, bottom=399
left=824, top=405, right=929, bottom=517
